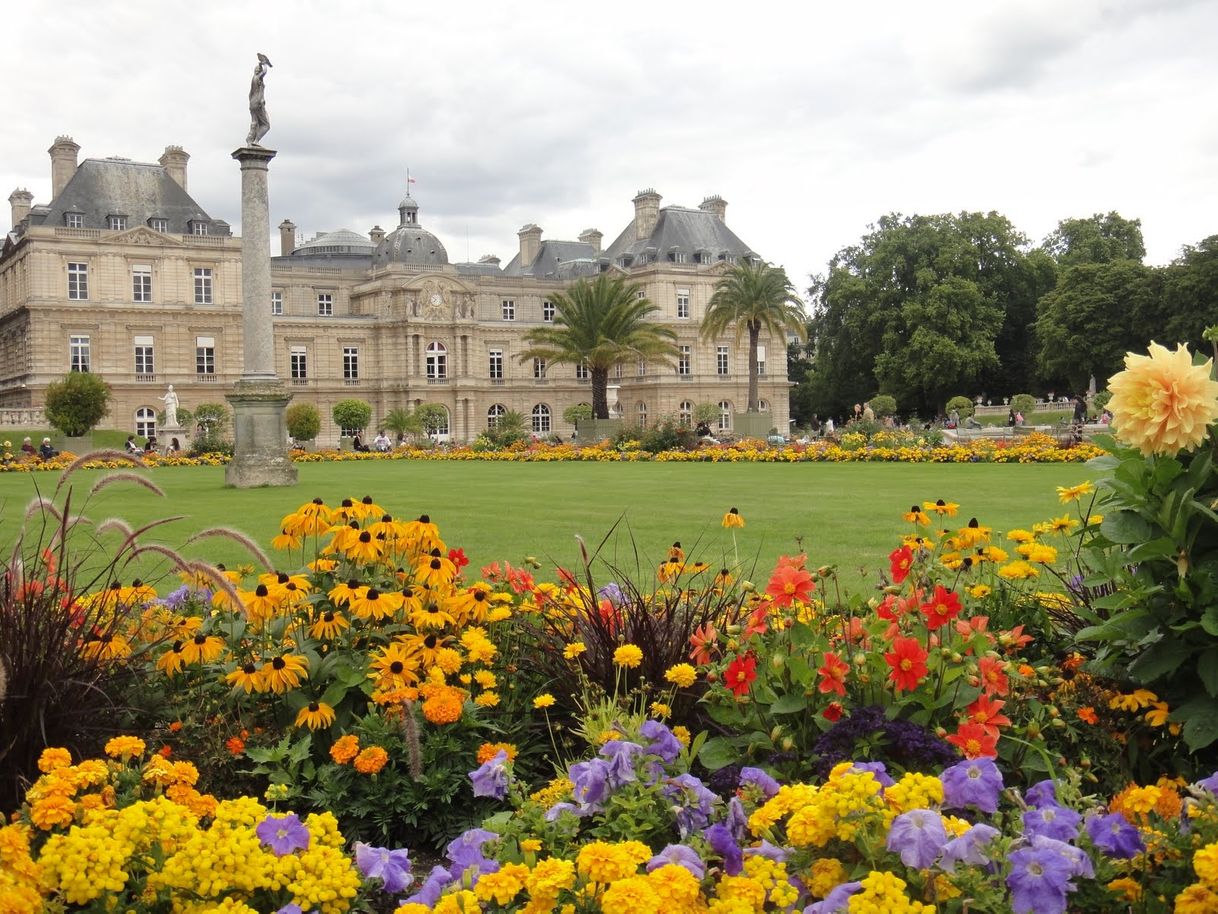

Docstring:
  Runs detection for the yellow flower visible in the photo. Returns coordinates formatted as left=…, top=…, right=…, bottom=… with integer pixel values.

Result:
left=672, top=726, right=691, bottom=748
left=103, top=736, right=146, bottom=760
left=966, top=584, right=992, bottom=599
left=477, top=742, right=519, bottom=764
left=475, top=691, right=501, bottom=708
left=1056, top=481, right=1094, bottom=503
left=1193, top=842, right=1218, bottom=885
left=295, top=701, right=336, bottom=730
left=330, top=734, right=360, bottom=764
left=563, top=641, right=587, bottom=660
left=1107, top=341, right=1218, bottom=456
left=37, top=747, right=73, bottom=773
left=722, top=507, right=745, bottom=528
left=649, top=702, right=671, bottom=718
left=664, top=663, right=697, bottom=688
left=613, top=644, right=643, bottom=668
left=533, top=693, right=556, bottom=709
left=520, top=838, right=543, bottom=853
left=354, top=746, right=389, bottom=774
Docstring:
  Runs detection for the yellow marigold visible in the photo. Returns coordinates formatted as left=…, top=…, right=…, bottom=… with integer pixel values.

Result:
left=1107, top=342, right=1218, bottom=457
left=525, top=856, right=576, bottom=901
left=103, top=735, right=146, bottom=760
left=530, top=777, right=573, bottom=806
left=664, top=663, right=697, bottom=688
left=672, top=726, right=691, bottom=748
left=808, top=857, right=846, bottom=898
left=433, top=889, right=480, bottom=914
left=603, top=875, right=661, bottom=914
left=353, top=746, right=389, bottom=775
left=37, top=747, right=73, bottom=773
left=1175, top=883, right=1218, bottom=913
left=395, top=906, right=432, bottom=914
left=646, top=863, right=702, bottom=909
left=520, top=838, right=543, bottom=853
left=613, top=644, right=643, bottom=668
left=330, top=734, right=360, bottom=764
left=576, top=840, right=650, bottom=883
left=1194, top=843, right=1218, bottom=886
left=563, top=641, right=587, bottom=660
left=533, top=693, right=556, bottom=709
left=1105, top=876, right=1141, bottom=902
left=475, top=862, right=530, bottom=905
left=478, top=742, right=519, bottom=764
left=29, top=794, right=76, bottom=830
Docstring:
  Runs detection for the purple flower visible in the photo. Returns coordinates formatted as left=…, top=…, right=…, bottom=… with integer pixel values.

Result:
left=570, top=758, right=611, bottom=808
left=739, top=766, right=780, bottom=798
left=1031, top=834, right=1093, bottom=879
left=545, top=801, right=582, bottom=822
left=1006, top=842, right=1076, bottom=914
left=1024, top=780, right=1058, bottom=809
left=941, top=757, right=1003, bottom=814
left=940, top=823, right=1000, bottom=872
left=1086, top=812, right=1143, bottom=859
left=255, top=812, right=310, bottom=856
left=803, top=881, right=861, bottom=914
left=744, top=840, right=789, bottom=862
left=725, top=797, right=747, bottom=841
left=354, top=842, right=414, bottom=894
left=600, top=740, right=644, bottom=787
left=445, top=827, right=499, bottom=877
left=886, top=809, right=947, bottom=869
left=850, top=761, right=894, bottom=788
left=705, top=822, right=743, bottom=875
left=598, top=582, right=625, bottom=605
left=647, top=843, right=705, bottom=878
left=1022, top=804, right=1081, bottom=843
left=665, top=773, right=718, bottom=837
left=469, top=750, right=511, bottom=800
left=276, top=906, right=303, bottom=914
left=641, top=720, right=682, bottom=763
left=1195, top=771, right=1218, bottom=794
left=405, top=865, right=454, bottom=906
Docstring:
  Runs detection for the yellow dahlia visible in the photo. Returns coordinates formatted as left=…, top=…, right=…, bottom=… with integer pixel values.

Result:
left=1107, top=341, right=1218, bottom=457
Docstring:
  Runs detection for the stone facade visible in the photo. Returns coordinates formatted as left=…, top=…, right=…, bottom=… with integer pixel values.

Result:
left=1, top=138, right=792, bottom=445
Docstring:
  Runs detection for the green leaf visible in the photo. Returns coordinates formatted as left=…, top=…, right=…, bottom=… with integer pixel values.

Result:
left=1101, top=511, right=1154, bottom=545
left=698, top=736, right=743, bottom=771
left=769, top=693, right=808, bottom=714
left=1128, top=639, right=1193, bottom=681
left=1173, top=697, right=1218, bottom=752
left=1129, top=537, right=1180, bottom=563
left=1198, top=647, right=1218, bottom=697
left=1201, top=608, right=1218, bottom=638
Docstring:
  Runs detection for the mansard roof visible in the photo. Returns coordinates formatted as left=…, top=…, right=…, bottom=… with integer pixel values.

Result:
left=603, top=205, right=755, bottom=264
left=502, top=239, right=601, bottom=278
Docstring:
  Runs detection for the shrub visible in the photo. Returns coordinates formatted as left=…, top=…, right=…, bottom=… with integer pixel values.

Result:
left=331, top=399, right=372, bottom=435
left=44, top=373, right=111, bottom=437
left=1010, top=393, right=1037, bottom=416
left=868, top=394, right=897, bottom=418
left=693, top=402, right=721, bottom=426
left=1092, top=389, right=1112, bottom=413
left=638, top=417, right=692, bottom=453
left=486, top=409, right=529, bottom=448
left=563, top=403, right=593, bottom=426
left=945, top=395, right=974, bottom=419
left=188, top=403, right=230, bottom=456
left=285, top=403, right=321, bottom=443
left=414, top=403, right=449, bottom=437
left=382, top=407, right=420, bottom=442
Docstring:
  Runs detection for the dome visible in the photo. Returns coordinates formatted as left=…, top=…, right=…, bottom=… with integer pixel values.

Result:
left=292, top=228, right=376, bottom=256
left=372, top=224, right=449, bottom=267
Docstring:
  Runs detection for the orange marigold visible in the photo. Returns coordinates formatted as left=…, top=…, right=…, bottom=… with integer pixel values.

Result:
left=477, top=742, right=519, bottom=765
left=422, top=685, right=466, bottom=724
left=353, top=746, right=389, bottom=775
left=330, top=734, right=361, bottom=765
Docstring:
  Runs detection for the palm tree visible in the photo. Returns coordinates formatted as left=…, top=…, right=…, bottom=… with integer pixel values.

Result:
left=520, top=274, right=679, bottom=419
left=701, top=261, right=807, bottom=412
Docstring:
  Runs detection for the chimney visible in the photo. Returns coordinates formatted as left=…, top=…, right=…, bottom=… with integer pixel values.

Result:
left=8, top=188, right=33, bottom=230
left=369, top=225, right=385, bottom=244
left=699, top=195, right=727, bottom=223
left=158, top=145, right=190, bottom=191
left=279, top=219, right=297, bottom=255
left=48, top=135, right=81, bottom=199
left=632, top=188, right=661, bottom=241
left=518, top=223, right=543, bottom=267
left=578, top=227, right=603, bottom=253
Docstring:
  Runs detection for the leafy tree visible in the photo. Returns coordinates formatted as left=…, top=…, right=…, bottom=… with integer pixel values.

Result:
left=1010, top=394, right=1037, bottom=416
left=382, top=407, right=421, bottom=442
left=1035, top=260, right=1163, bottom=391
left=786, top=322, right=817, bottom=427
left=693, top=403, right=720, bottom=426
left=414, top=404, right=449, bottom=437
left=44, top=373, right=111, bottom=437
left=285, top=403, right=321, bottom=443
left=1159, top=236, right=1218, bottom=349
left=701, top=261, right=806, bottom=412
left=563, top=403, right=594, bottom=426
left=945, top=396, right=974, bottom=419
left=1042, top=212, right=1146, bottom=267
left=332, top=399, right=373, bottom=435
left=519, top=274, right=679, bottom=419
left=868, top=394, right=897, bottom=418
left=190, top=403, right=230, bottom=455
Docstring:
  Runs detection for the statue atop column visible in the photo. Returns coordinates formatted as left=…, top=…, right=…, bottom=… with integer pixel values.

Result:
left=246, top=53, right=273, bottom=146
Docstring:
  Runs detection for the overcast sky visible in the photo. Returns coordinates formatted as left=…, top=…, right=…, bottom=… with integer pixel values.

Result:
left=4, top=0, right=1215, bottom=298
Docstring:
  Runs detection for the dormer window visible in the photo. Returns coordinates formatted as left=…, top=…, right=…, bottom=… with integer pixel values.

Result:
left=106, top=215, right=128, bottom=231
left=149, top=217, right=168, bottom=233
left=190, top=221, right=209, bottom=236
left=64, top=212, right=83, bottom=229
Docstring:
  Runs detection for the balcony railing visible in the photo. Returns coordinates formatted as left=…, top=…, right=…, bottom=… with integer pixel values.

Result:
left=426, top=377, right=449, bottom=385
left=344, top=378, right=361, bottom=386
left=291, top=378, right=310, bottom=386
left=136, top=373, right=157, bottom=383
left=489, top=378, right=505, bottom=385
left=197, top=373, right=219, bottom=382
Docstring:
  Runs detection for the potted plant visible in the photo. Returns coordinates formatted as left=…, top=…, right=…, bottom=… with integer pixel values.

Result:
left=331, top=399, right=372, bottom=450
left=285, top=403, right=321, bottom=450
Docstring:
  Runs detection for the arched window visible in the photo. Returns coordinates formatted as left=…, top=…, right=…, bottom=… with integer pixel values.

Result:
left=532, top=403, right=551, bottom=434
left=678, top=400, right=693, bottom=428
left=758, top=399, right=770, bottom=413
left=636, top=401, right=648, bottom=429
left=487, top=403, right=507, bottom=429
left=718, top=400, right=732, bottom=432
left=135, top=407, right=156, bottom=438
left=426, top=341, right=447, bottom=380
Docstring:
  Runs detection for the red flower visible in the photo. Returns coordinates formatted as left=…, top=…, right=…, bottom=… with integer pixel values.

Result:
left=884, top=636, right=929, bottom=692
left=448, top=547, right=469, bottom=570
left=965, top=694, right=1011, bottom=733
left=765, top=564, right=815, bottom=609
left=977, top=656, right=1010, bottom=697
left=877, top=589, right=923, bottom=622
left=225, top=736, right=246, bottom=757
left=689, top=623, right=718, bottom=666
left=888, top=545, right=914, bottom=584
left=947, top=722, right=999, bottom=758
left=743, top=604, right=769, bottom=639
left=823, top=701, right=844, bottom=722
left=919, top=584, right=962, bottom=628
left=724, top=653, right=757, bottom=696
left=817, top=652, right=850, bottom=696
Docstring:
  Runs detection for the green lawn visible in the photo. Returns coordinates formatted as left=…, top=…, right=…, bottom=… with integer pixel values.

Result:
left=0, top=460, right=1094, bottom=583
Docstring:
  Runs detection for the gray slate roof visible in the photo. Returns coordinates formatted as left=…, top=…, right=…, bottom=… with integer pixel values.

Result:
left=34, top=158, right=218, bottom=233
left=502, top=239, right=601, bottom=278
left=603, top=206, right=755, bottom=265
left=372, top=223, right=449, bottom=267
left=292, top=229, right=376, bottom=256
left=455, top=261, right=504, bottom=277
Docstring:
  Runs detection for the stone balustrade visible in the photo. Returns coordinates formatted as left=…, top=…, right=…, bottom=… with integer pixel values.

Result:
left=0, top=407, right=46, bottom=427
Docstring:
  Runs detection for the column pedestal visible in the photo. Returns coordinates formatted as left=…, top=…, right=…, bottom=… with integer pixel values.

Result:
left=225, top=381, right=298, bottom=487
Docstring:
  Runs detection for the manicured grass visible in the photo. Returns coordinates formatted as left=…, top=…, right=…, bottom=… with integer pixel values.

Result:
left=0, top=460, right=1094, bottom=582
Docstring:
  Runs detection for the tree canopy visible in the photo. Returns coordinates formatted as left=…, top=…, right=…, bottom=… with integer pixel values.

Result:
left=1042, top=212, right=1146, bottom=267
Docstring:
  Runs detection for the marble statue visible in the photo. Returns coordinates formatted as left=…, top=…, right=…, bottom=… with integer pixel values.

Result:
left=159, top=385, right=180, bottom=427
left=246, top=53, right=272, bottom=146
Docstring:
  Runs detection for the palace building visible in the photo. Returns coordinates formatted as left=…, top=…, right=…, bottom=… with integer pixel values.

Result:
left=1, top=137, right=792, bottom=444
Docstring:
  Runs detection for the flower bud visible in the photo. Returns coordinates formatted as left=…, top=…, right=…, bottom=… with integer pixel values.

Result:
left=781, top=736, right=795, bottom=751
left=770, top=654, right=785, bottom=671
left=1047, top=707, right=1060, bottom=719
left=950, top=652, right=963, bottom=663
left=1050, top=718, right=1066, bottom=729
left=741, top=581, right=756, bottom=593
left=770, top=726, right=783, bottom=743
left=727, top=639, right=739, bottom=652
left=1026, top=723, right=1041, bottom=738
left=853, top=653, right=867, bottom=667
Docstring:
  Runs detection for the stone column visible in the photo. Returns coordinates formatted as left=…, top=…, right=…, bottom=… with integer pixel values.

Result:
left=225, top=145, right=298, bottom=488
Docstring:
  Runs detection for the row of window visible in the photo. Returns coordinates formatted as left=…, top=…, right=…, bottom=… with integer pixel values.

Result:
left=67, top=262, right=216, bottom=305
left=65, top=213, right=208, bottom=234
left=70, top=334, right=220, bottom=377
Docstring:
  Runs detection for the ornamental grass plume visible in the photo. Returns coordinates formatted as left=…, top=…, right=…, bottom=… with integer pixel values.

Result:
left=1106, top=341, right=1218, bottom=457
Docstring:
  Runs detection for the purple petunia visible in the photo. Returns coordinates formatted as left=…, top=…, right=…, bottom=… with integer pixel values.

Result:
left=665, top=773, right=718, bottom=837
left=1024, top=779, right=1059, bottom=809
left=1022, top=803, right=1081, bottom=843
left=1196, top=771, right=1218, bottom=794
left=887, top=809, right=948, bottom=869
left=469, top=750, right=511, bottom=800
left=705, top=822, right=743, bottom=875
left=803, top=881, right=861, bottom=914
left=1086, top=812, right=1143, bottom=859
left=600, top=740, right=645, bottom=788
left=404, top=865, right=455, bottom=907
left=354, top=842, right=414, bottom=894
left=598, top=582, right=625, bottom=606
left=1031, top=834, right=1093, bottom=880
left=745, top=840, right=790, bottom=863
left=739, top=766, right=780, bottom=798
left=255, top=812, right=310, bottom=857
left=647, top=843, right=705, bottom=878
left=545, top=802, right=581, bottom=822
left=939, top=823, right=1000, bottom=872
left=276, top=906, right=303, bottom=914
left=640, top=720, right=683, bottom=764
left=445, top=827, right=500, bottom=880
left=725, top=797, right=747, bottom=841
left=570, top=758, right=611, bottom=809
left=1006, top=842, right=1076, bottom=914
left=941, top=757, right=1004, bottom=814
left=850, top=761, right=895, bottom=788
